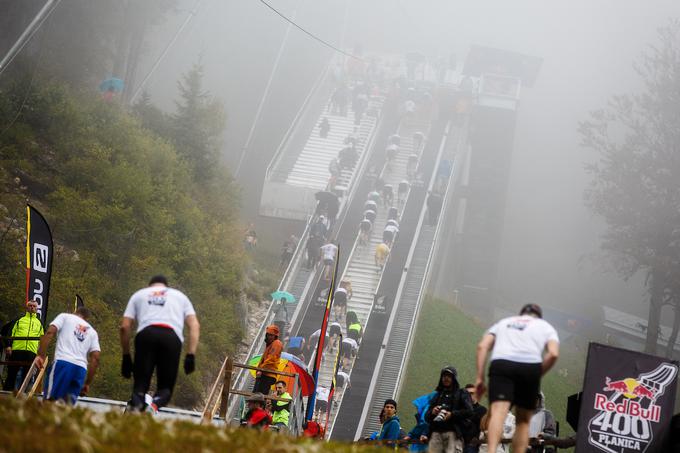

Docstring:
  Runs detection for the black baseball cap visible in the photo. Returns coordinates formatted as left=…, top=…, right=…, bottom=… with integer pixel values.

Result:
left=520, top=303, right=543, bottom=318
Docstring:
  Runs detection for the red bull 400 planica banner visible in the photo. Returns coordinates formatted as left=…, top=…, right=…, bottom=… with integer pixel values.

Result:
left=577, top=343, right=679, bottom=452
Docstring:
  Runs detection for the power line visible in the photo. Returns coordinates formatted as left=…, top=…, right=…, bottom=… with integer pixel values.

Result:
left=258, top=0, right=364, bottom=62
left=0, top=10, right=54, bottom=138
left=0, top=0, right=62, bottom=76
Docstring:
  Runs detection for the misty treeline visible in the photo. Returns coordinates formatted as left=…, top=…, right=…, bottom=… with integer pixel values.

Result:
left=0, top=1, right=245, bottom=406
left=1, top=0, right=179, bottom=99
left=581, top=20, right=680, bottom=358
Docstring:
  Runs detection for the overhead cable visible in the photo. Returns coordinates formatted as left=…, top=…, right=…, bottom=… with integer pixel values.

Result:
left=258, top=0, right=364, bottom=62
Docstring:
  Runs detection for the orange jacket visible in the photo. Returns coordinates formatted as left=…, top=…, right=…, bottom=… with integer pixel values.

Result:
left=259, top=338, right=283, bottom=377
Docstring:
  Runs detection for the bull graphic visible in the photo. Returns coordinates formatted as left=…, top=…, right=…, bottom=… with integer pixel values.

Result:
left=74, top=324, right=89, bottom=342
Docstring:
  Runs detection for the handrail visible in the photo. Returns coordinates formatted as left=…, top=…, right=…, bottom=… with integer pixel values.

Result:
left=265, top=63, right=331, bottom=181
left=227, top=216, right=313, bottom=421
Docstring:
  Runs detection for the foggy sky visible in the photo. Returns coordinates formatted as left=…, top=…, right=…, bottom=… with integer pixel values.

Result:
left=139, top=0, right=680, bottom=320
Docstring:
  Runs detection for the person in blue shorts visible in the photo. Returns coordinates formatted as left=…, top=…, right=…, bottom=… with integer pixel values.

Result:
left=34, top=307, right=101, bottom=404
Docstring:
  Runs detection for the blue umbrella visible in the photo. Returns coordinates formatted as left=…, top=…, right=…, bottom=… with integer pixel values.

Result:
left=271, top=290, right=295, bottom=303
left=99, top=77, right=124, bottom=93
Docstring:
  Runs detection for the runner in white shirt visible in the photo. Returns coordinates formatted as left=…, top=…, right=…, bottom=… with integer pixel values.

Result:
left=120, top=275, right=201, bottom=412
left=320, top=242, right=338, bottom=280
left=34, top=307, right=100, bottom=404
left=475, top=304, right=559, bottom=453
left=315, top=385, right=330, bottom=424
left=341, top=337, right=359, bottom=369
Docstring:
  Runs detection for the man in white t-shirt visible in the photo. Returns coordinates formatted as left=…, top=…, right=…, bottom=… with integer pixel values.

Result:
left=34, top=307, right=100, bottom=404
left=120, top=275, right=200, bottom=412
left=320, top=241, right=338, bottom=280
left=475, top=304, right=559, bottom=453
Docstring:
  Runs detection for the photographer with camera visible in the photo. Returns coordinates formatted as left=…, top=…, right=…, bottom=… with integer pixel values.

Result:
left=425, top=366, right=474, bottom=453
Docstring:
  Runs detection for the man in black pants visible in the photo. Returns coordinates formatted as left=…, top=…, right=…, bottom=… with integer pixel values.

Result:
left=120, top=275, right=201, bottom=412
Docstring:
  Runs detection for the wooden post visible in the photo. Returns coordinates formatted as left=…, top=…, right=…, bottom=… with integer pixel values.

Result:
left=16, top=361, right=38, bottom=398
left=27, top=356, right=48, bottom=398
left=201, top=356, right=228, bottom=424
left=218, top=356, right=233, bottom=420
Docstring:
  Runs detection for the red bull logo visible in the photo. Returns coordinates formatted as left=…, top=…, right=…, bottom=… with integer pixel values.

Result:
left=586, top=362, right=678, bottom=453
left=73, top=324, right=89, bottom=342
left=603, top=377, right=657, bottom=401
left=593, top=393, right=661, bottom=423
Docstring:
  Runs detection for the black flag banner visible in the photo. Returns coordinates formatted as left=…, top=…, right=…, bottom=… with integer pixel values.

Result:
left=577, top=343, right=679, bottom=453
left=25, top=205, right=53, bottom=326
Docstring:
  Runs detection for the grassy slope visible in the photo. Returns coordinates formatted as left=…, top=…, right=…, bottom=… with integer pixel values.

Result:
left=398, top=297, right=582, bottom=439
left=0, top=398, right=384, bottom=453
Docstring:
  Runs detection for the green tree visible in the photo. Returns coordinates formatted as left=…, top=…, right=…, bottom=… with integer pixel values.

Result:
left=0, top=70, right=243, bottom=406
left=171, top=63, right=226, bottom=181
left=580, top=21, right=680, bottom=355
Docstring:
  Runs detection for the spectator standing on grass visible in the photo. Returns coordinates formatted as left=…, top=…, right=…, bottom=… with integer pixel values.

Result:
left=479, top=409, right=515, bottom=453
left=475, top=304, right=559, bottom=453
left=425, top=366, right=474, bottom=453
left=462, top=384, right=487, bottom=453
left=378, top=399, right=402, bottom=443
left=404, top=392, right=434, bottom=452
left=528, top=392, right=556, bottom=453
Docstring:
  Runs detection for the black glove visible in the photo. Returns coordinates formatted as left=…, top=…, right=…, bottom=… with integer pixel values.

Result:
left=184, top=354, right=195, bottom=375
left=121, top=354, right=133, bottom=379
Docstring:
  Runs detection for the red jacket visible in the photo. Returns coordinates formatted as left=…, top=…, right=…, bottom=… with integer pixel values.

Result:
left=246, top=407, right=272, bottom=429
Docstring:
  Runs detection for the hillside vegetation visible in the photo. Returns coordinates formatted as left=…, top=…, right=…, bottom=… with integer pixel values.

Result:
left=0, top=65, right=244, bottom=407
left=0, top=398, right=379, bottom=453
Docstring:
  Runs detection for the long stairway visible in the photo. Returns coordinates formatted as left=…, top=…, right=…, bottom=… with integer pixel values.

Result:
left=311, top=119, right=431, bottom=433
left=356, top=123, right=465, bottom=439
left=360, top=226, right=435, bottom=437
left=285, top=94, right=383, bottom=193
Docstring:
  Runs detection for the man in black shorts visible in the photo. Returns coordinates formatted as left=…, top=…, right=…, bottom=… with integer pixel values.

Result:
left=475, top=304, right=559, bottom=453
